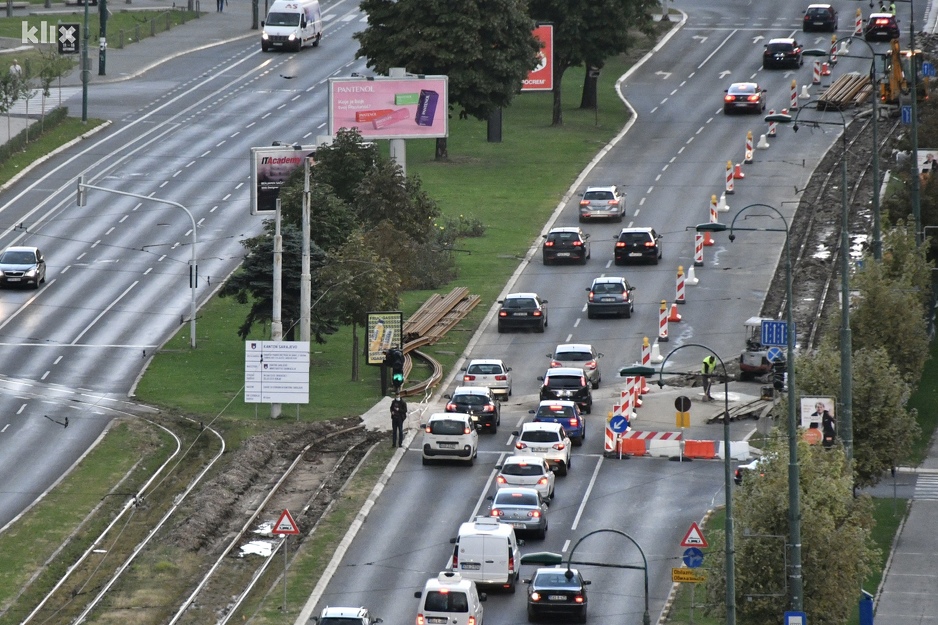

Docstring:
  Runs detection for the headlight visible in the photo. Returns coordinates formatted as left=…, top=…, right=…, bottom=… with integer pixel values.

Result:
left=25, top=268, right=36, bottom=277
left=288, top=33, right=296, bottom=40
left=261, top=31, right=269, bottom=39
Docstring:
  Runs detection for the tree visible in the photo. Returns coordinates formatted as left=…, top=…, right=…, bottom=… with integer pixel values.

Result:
left=704, top=437, right=879, bottom=625
left=35, top=50, right=76, bottom=132
left=354, top=0, right=540, bottom=159
left=529, top=0, right=657, bottom=125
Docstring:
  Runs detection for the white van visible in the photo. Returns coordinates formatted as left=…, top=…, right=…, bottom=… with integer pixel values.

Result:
left=414, top=572, right=485, bottom=625
left=449, top=516, right=521, bottom=592
left=261, top=0, right=323, bottom=52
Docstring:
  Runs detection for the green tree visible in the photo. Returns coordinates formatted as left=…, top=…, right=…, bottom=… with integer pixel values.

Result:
left=354, top=0, right=540, bottom=159
left=35, top=49, right=76, bottom=132
left=528, top=0, right=657, bottom=125
left=704, top=437, right=878, bottom=625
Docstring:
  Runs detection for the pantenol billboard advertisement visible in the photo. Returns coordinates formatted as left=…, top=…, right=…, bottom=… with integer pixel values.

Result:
left=250, top=145, right=316, bottom=215
left=329, top=76, right=449, bottom=140
left=523, top=24, right=553, bottom=92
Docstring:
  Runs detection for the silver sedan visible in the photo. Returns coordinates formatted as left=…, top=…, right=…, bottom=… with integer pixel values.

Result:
left=489, top=487, right=549, bottom=539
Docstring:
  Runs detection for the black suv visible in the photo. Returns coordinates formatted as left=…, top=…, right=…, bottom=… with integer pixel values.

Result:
left=542, top=227, right=590, bottom=265
left=803, top=4, right=837, bottom=32
left=497, top=293, right=548, bottom=333
left=445, top=386, right=501, bottom=433
left=762, top=38, right=803, bottom=70
left=614, top=227, right=661, bottom=265
left=538, top=367, right=592, bottom=414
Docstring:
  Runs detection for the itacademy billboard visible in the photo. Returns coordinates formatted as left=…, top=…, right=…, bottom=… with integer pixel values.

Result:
left=328, top=75, right=449, bottom=140
left=249, top=145, right=316, bottom=215
left=523, top=24, right=554, bottom=92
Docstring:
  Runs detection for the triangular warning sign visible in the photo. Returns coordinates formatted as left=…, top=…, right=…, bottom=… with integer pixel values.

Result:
left=680, top=522, right=708, bottom=548
left=274, top=509, right=300, bottom=535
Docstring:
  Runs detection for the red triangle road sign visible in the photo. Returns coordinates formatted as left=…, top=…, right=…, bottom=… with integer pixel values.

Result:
left=274, top=509, right=300, bottom=535
left=680, top=522, right=708, bottom=548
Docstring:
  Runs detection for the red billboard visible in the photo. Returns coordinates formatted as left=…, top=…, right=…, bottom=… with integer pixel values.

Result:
left=328, top=76, right=449, bottom=140
left=523, top=24, right=554, bottom=92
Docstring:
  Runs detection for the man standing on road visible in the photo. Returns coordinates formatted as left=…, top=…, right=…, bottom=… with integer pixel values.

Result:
left=701, top=355, right=716, bottom=401
left=390, top=394, right=407, bottom=448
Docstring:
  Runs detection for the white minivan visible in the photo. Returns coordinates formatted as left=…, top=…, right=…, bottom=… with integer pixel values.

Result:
left=261, top=0, right=323, bottom=52
left=449, top=516, right=522, bottom=592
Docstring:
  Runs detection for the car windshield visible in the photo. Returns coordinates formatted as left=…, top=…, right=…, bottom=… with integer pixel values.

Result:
left=534, top=572, right=580, bottom=587
left=591, top=282, right=624, bottom=295
left=453, top=395, right=487, bottom=406
left=807, top=8, right=828, bottom=16
left=546, top=376, right=583, bottom=389
left=429, top=420, right=466, bottom=435
left=424, top=591, right=469, bottom=613
left=503, top=298, right=535, bottom=309
left=548, top=232, right=578, bottom=243
left=555, top=351, right=591, bottom=362
left=729, top=84, right=757, bottom=94
left=266, top=11, right=300, bottom=26
left=766, top=43, right=793, bottom=53
left=494, top=491, right=539, bottom=506
left=501, top=463, right=545, bottom=476
left=583, top=190, right=614, bottom=201
left=467, top=364, right=502, bottom=375
left=521, top=430, right=561, bottom=443
left=537, top=405, right=576, bottom=418
left=0, top=250, right=36, bottom=264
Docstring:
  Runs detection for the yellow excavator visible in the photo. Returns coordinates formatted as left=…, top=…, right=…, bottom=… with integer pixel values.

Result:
left=880, top=38, right=929, bottom=105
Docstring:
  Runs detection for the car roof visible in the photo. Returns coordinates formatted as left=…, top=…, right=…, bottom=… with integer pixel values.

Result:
left=554, top=343, right=593, bottom=352
left=521, top=421, right=565, bottom=433
left=452, top=386, right=492, bottom=396
left=618, top=227, right=654, bottom=234
left=544, top=367, right=586, bottom=376
left=583, top=185, right=618, bottom=193
left=495, top=486, right=541, bottom=497
left=503, top=454, right=549, bottom=466
left=425, top=571, right=475, bottom=591
left=870, top=12, right=895, bottom=18
left=428, top=412, right=472, bottom=422
left=807, top=3, right=832, bottom=7
left=466, top=358, right=507, bottom=366
left=2, top=246, right=39, bottom=253
left=504, top=292, right=540, bottom=300
left=537, top=399, right=578, bottom=408
left=534, top=566, right=581, bottom=576
left=320, top=607, right=368, bottom=619
left=547, top=227, right=582, bottom=234
left=767, top=37, right=796, bottom=45
left=590, top=276, right=627, bottom=284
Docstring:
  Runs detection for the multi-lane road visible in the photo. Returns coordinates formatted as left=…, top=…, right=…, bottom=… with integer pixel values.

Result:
left=0, top=0, right=918, bottom=622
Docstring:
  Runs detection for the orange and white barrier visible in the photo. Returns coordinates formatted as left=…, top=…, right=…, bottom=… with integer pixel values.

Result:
left=617, top=436, right=647, bottom=457
left=684, top=440, right=717, bottom=459
left=640, top=338, right=652, bottom=394
left=658, top=300, right=669, bottom=342
left=686, top=265, right=699, bottom=285
left=725, top=160, right=734, bottom=194
left=744, top=130, right=754, bottom=164
left=854, top=8, right=863, bottom=35
left=821, top=62, right=831, bottom=76
left=733, top=163, right=745, bottom=180
left=604, top=427, right=617, bottom=454
left=790, top=80, right=799, bottom=109
left=710, top=194, right=718, bottom=217
left=829, top=35, right=838, bottom=65
left=694, top=233, right=704, bottom=266
left=710, top=197, right=719, bottom=223
left=623, top=379, right=642, bottom=409
left=767, top=109, right=777, bottom=137
left=812, top=61, right=821, bottom=84
left=668, top=303, right=682, bottom=323
left=676, top=266, right=686, bottom=304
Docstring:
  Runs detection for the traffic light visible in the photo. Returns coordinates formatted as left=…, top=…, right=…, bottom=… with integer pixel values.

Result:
left=772, top=359, right=787, bottom=391
left=388, top=349, right=405, bottom=391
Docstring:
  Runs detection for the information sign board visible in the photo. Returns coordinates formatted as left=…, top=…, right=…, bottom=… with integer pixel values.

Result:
left=244, top=341, right=310, bottom=404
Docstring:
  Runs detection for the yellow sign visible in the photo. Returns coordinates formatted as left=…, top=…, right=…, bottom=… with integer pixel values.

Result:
left=675, top=411, right=690, bottom=428
left=672, top=568, right=707, bottom=584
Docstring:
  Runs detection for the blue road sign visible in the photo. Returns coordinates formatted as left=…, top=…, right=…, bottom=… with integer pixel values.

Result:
left=682, top=547, right=704, bottom=568
left=761, top=320, right=788, bottom=346
left=785, top=611, right=807, bottom=625
left=766, top=346, right=784, bottom=363
left=609, top=414, right=630, bottom=433
left=901, top=105, right=912, bottom=125
left=923, top=62, right=936, bottom=77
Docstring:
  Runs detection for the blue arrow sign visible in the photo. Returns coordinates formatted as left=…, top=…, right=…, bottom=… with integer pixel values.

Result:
left=609, top=415, right=630, bottom=433
left=902, top=105, right=912, bottom=126
left=683, top=547, right=704, bottom=568
left=923, top=62, right=935, bottom=77
left=761, top=320, right=789, bottom=346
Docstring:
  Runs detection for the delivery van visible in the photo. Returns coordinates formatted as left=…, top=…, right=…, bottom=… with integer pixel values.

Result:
left=449, top=516, right=521, bottom=592
left=261, top=0, right=323, bottom=52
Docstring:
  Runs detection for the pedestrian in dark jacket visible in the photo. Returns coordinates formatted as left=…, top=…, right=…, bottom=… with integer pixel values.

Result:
left=390, top=395, right=407, bottom=448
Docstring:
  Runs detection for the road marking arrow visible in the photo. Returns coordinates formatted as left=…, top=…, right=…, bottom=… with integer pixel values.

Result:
left=719, top=70, right=732, bottom=79
left=753, top=35, right=764, bottom=44
left=692, top=35, right=708, bottom=43
left=656, top=71, right=672, bottom=80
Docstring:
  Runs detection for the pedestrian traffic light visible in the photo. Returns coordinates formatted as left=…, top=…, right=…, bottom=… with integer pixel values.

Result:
left=388, top=349, right=405, bottom=391
left=772, top=359, right=787, bottom=391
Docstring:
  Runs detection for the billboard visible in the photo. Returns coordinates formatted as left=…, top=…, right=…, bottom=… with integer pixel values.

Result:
left=249, top=145, right=316, bottom=215
left=799, top=396, right=836, bottom=445
left=522, top=24, right=554, bottom=92
left=367, top=311, right=403, bottom=365
left=328, top=76, right=449, bottom=140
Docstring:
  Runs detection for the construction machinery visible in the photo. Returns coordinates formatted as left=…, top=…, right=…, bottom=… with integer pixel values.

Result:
left=739, top=317, right=776, bottom=381
left=880, top=38, right=929, bottom=106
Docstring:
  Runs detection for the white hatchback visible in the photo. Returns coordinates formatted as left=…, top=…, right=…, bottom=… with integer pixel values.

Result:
left=512, top=422, right=573, bottom=476
left=421, top=413, right=479, bottom=466
left=496, top=455, right=555, bottom=500
left=462, top=359, right=513, bottom=399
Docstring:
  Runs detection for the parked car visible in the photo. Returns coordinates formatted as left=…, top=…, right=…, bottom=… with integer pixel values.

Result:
left=542, top=227, right=590, bottom=265
left=421, top=412, right=479, bottom=466
left=445, top=386, right=501, bottom=433
left=723, top=82, right=767, bottom=115
left=462, top=359, right=512, bottom=399
left=530, top=400, right=586, bottom=446
left=585, top=276, right=634, bottom=319
left=865, top=12, right=900, bottom=41
left=614, top=227, right=661, bottom=265
left=538, top=367, right=592, bottom=414
left=488, top=486, right=549, bottom=539
left=496, top=455, right=555, bottom=500
left=497, top=293, right=548, bottom=333
left=578, top=186, right=625, bottom=222
left=525, top=567, right=590, bottom=623
left=803, top=3, right=837, bottom=31
left=512, top=422, right=573, bottom=475
left=0, top=246, right=46, bottom=289
left=762, top=38, right=803, bottom=70
left=548, top=343, right=602, bottom=388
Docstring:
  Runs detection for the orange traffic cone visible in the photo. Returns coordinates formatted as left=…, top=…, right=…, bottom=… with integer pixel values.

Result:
left=668, top=303, right=682, bottom=322
left=703, top=231, right=714, bottom=246
left=733, top=163, right=745, bottom=179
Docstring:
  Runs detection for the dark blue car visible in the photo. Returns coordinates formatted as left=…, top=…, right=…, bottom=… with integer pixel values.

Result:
left=530, top=401, right=585, bottom=446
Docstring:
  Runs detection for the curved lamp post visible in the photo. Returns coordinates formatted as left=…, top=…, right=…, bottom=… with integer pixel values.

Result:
left=696, top=204, right=803, bottom=612
left=622, top=344, right=735, bottom=625
left=765, top=103, right=853, bottom=468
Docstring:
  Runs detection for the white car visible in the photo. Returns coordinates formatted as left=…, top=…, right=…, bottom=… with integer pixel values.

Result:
left=512, top=422, right=573, bottom=476
left=496, top=455, right=555, bottom=500
left=314, top=607, right=382, bottom=625
left=548, top=343, right=602, bottom=389
left=462, top=359, right=513, bottom=399
left=421, top=413, right=479, bottom=466
left=415, top=571, right=486, bottom=625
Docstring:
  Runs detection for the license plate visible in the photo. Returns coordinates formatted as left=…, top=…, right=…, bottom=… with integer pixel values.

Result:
left=439, top=442, right=456, bottom=449
left=427, top=618, right=447, bottom=624
left=548, top=595, right=566, bottom=601
left=6, top=277, right=20, bottom=282
left=629, top=252, right=642, bottom=257
left=557, top=252, right=570, bottom=257
left=514, top=312, right=528, bottom=316
left=512, top=522, right=527, bottom=529
left=601, top=297, right=614, bottom=302
left=461, top=562, right=481, bottom=570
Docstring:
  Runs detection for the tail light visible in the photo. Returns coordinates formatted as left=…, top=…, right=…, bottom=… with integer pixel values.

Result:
left=452, top=550, right=458, bottom=568
left=463, top=374, right=476, bottom=382
left=417, top=615, right=425, bottom=625
left=644, top=240, right=656, bottom=247
left=532, top=310, right=542, bottom=317
left=574, top=594, right=585, bottom=604
left=588, top=291, right=596, bottom=302
left=496, top=475, right=507, bottom=485
left=483, top=405, right=495, bottom=412
left=550, top=360, right=562, bottom=368
left=552, top=442, right=567, bottom=451
left=584, top=360, right=597, bottom=370
left=607, top=200, right=619, bottom=205
left=544, top=240, right=555, bottom=247
left=572, top=240, right=583, bottom=247
left=537, top=476, right=549, bottom=486
left=568, top=417, right=580, bottom=428
left=468, top=617, right=476, bottom=625
left=516, top=441, right=528, bottom=450
left=495, top=374, right=507, bottom=381
left=491, top=508, right=504, bottom=517
left=747, top=94, right=761, bottom=102
left=425, top=425, right=432, bottom=433
left=528, top=509, right=541, bottom=518
left=508, top=553, right=515, bottom=574
left=464, top=426, right=472, bottom=434
left=615, top=241, right=626, bottom=248
left=446, top=402, right=457, bottom=411
left=499, top=311, right=508, bottom=317
left=579, top=199, right=590, bottom=206
left=531, top=592, right=542, bottom=602
left=724, top=95, right=735, bottom=103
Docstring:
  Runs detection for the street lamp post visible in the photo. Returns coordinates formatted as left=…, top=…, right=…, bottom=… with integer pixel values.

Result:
left=622, top=345, right=735, bottom=625
left=697, top=204, right=802, bottom=611
left=766, top=104, right=853, bottom=466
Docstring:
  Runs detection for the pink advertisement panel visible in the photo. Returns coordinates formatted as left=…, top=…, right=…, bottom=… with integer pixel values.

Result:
left=329, top=76, right=449, bottom=140
left=523, top=24, right=554, bottom=92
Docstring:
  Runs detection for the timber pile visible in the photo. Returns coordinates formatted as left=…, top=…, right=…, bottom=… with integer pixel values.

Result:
left=817, top=72, right=872, bottom=110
